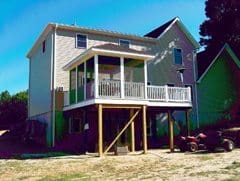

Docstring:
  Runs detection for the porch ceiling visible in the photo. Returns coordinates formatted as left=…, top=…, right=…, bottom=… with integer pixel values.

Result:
left=62, top=43, right=155, bottom=71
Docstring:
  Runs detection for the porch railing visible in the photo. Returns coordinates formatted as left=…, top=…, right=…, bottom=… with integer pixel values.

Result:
left=65, top=80, right=192, bottom=106
left=124, top=82, right=145, bottom=99
left=98, top=80, right=121, bottom=98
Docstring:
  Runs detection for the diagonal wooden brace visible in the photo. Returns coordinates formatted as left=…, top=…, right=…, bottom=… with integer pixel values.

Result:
left=104, top=109, right=140, bottom=154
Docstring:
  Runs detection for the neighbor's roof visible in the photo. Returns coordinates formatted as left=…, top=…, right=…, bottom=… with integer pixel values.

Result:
left=62, top=43, right=155, bottom=71
left=144, top=17, right=200, bottom=48
left=26, top=23, right=157, bottom=58
left=197, top=43, right=240, bottom=83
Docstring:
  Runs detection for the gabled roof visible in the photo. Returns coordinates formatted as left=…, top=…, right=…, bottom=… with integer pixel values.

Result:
left=197, top=44, right=240, bottom=83
left=144, top=18, right=176, bottom=38
left=62, top=43, right=155, bottom=71
left=92, top=43, right=151, bottom=55
left=144, top=17, right=200, bottom=48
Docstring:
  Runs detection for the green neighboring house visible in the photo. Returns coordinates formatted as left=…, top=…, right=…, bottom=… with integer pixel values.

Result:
left=197, top=44, right=240, bottom=127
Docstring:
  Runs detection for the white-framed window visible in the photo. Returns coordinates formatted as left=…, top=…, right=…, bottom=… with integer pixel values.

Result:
left=173, top=48, right=183, bottom=65
left=119, top=39, right=130, bottom=48
left=76, top=34, right=87, bottom=48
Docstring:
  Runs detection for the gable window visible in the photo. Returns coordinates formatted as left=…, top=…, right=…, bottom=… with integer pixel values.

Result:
left=119, top=39, right=130, bottom=48
left=42, top=40, right=46, bottom=53
left=174, top=48, right=183, bottom=65
left=76, top=34, right=87, bottom=48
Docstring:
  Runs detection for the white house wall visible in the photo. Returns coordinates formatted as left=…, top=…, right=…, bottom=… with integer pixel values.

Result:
left=29, top=31, right=53, bottom=118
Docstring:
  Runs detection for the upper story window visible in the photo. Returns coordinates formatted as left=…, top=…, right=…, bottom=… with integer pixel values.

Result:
left=119, top=39, right=130, bottom=48
left=174, top=48, right=183, bottom=65
left=42, top=40, right=46, bottom=53
left=76, top=34, right=87, bottom=48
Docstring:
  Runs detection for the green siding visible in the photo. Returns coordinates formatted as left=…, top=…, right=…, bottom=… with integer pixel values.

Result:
left=198, top=55, right=238, bottom=127
left=55, top=111, right=67, bottom=141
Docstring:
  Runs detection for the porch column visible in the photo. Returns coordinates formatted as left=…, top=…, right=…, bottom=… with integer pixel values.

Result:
left=94, top=54, right=99, bottom=98
left=120, top=57, right=125, bottom=99
left=98, top=104, right=103, bottom=157
left=75, top=66, right=78, bottom=103
left=142, top=105, right=147, bottom=154
left=84, top=61, right=86, bottom=100
left=168, top=110, right=174, bottom=152
left=185, top=109, right=191, bottom=136
left=130, top=109, right=135, bottom=152
left=144, top=60, right=148, bottom=99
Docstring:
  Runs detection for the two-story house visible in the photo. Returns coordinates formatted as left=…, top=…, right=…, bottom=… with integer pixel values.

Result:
left=27, top=17, right=199, bottom=156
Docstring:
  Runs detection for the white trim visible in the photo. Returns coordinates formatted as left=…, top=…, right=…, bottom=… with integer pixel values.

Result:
left=62, top=47, right=155, bottom=71
left=197, top=45, right=226, bottom=83
left=94, top=54, right=99, bottom=98
left=63, top=98, right=192, bottom=111
left=119, top=39, right=130, bottom=48
left=144, top=60, right=148, bottom=99
left=120, top=57, right=125, bottom=99
left=75, top=33, right=88, bottom=49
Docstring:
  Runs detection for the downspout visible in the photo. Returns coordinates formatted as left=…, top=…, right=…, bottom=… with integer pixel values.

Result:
left=192, top=49, right=199, bottom=128
left=51, top=25, right=57, bottom=147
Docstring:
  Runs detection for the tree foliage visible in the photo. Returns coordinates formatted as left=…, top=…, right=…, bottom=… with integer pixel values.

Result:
left=200, top=0, right=240, bottom=56
left=0, top=90, right=28, bottom=127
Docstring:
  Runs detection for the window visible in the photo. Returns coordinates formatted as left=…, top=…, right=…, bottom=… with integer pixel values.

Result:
left=119, top=39, right=130, bottom=48
left=174, top=48, right=183, bottom=65
left=42, top=40, right=46, bottom=53
left=76, top=34, right=87, bottom=48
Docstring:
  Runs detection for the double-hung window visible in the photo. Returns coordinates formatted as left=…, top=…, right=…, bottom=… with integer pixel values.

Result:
left=119, top=39, right=130, bottom=48
left=76, top=34, right=87, bottom=48
left=174, top=48, right=183, bottom=65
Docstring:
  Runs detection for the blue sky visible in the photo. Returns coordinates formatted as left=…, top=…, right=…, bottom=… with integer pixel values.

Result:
left=0, top=0, right=206, bottom=94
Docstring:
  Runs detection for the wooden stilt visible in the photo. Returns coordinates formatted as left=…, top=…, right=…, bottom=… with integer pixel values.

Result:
left=104, top=110, right=140, bottom=154
left=186, top=109, right=190, bottom=136
left=98, top=104, right=103, bottom=157
left=130, top=109, right=135, bottom=152
left=168, top=110, right=174, bottom=152
left=142, top=105, right=147, bottom=154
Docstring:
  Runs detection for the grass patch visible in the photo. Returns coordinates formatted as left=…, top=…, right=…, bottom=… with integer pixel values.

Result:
left=40, top=172, right=90, bottom=181
left=17, top=152, right=71, bottom=159
left=225, top=161, right=240, bottom=170
left=198, top=155, right=214, bottom=161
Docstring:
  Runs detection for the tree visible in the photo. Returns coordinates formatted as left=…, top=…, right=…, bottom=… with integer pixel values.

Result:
left=199, top=0, right=240, bottom=56
left=0, top=90, right=11, bottom=102
left=0, top=90, right=28, bottom=128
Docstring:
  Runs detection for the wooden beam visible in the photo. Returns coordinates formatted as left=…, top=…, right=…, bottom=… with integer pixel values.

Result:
left=98, top=104, right=103, bottom=157
left=186, top=109, right=190, bottom=136
left=130, top=109, right=135, bottom=152
left=104, top=109, right=140, bottom=154
left=102, top=105, right=142, bottom=109
left=142, top=105, right=147, bottom=154
left=168, top=110, right=174, bottom=152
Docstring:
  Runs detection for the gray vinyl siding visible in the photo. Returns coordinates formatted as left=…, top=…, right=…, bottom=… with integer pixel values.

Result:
left=147, top=23, right=195, bottom=87
left=29, top=31, right=52, bottom=117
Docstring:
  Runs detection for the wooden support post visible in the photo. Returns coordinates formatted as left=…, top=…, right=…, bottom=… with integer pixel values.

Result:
left=186, top=110, right=190, bottom=136
left=98, top=104, right=103, bottom=157
left=104, top=110, right=140, bottom=154
left=168, top=110, right=174, bottom=152
left=142, top=105, right=147, bottom=154
left=130, top=109, right=135, bottom=152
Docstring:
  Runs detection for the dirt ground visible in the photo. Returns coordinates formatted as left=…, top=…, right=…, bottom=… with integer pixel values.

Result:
left=0, top=149, right=240, bottom=181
